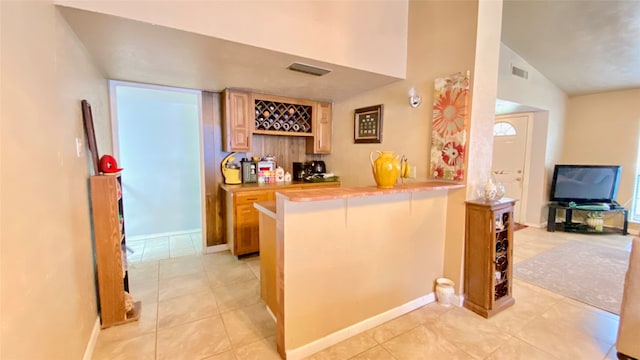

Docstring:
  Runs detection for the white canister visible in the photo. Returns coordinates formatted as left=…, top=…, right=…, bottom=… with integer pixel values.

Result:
left=275, top=167, right=285, bottom=183
left=435, top=278, right=456, bottom=306
left=284, top=172, right=292, bottom=182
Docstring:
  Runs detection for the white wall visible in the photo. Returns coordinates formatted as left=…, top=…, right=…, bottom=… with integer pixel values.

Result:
left=55, top=0, right=409, bottom=79
left=497, top=43, right=568, bottom=225
left=1, top=2, right=108, bottom=358
left=114, top=84, right=202, bottom=237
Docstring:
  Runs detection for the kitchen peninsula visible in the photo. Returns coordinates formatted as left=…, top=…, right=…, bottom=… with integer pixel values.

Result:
left=254, top=181, right=464, bottom=359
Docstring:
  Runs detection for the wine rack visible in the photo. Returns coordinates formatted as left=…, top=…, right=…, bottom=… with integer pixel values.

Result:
left=254, top=98, right=313, bottom=135
left=463, top=198, right=516, bottom=318
left=494, top=212, right=510, bottom=301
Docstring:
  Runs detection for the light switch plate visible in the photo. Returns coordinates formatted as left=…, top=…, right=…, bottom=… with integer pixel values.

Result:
left=75, top=137, right=82, bottom=157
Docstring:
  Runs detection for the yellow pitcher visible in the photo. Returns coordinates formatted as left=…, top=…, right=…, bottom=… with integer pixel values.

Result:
left=370, top=151, right=401, bottom=188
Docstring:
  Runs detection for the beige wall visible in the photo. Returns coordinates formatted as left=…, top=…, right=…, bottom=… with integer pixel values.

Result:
left=55, top=0, right=409, bottom=78
left=1, top=2, right=109, bottom=358
left=326, top=0, right=502, bottom=294
left=281, top=190, right=449, bottom=351
left=563, top=89, right=640, bottom=215
left=447, top=0, right=504, bottom=293
left=497, top=43, right=568, bottom=225
left=326, top=0, right=480, bottom=186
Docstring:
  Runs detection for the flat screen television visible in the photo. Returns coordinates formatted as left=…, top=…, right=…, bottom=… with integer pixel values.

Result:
left=550, top=164, right=622, bottom=204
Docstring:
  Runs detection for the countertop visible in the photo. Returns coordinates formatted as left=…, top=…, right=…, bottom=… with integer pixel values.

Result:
left=221, top=181, right=340, bottom=193
left=253, top=201, right=276, bottom=218
left=278, top=181, right=464, bottom=202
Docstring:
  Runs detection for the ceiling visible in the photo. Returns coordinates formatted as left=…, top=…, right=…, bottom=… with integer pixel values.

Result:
left=57, top=6, right=401, bottom=102
left=501, top=0, right=640, bottom=97
left=59, top=2, right=640, bottom=104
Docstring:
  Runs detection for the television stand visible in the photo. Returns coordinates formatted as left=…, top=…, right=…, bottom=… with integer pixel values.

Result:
left=547, top=202, right=628, bottom=235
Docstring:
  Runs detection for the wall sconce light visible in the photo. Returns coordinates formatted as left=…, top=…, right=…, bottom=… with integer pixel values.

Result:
left=408, top=88, right=422, bottom=108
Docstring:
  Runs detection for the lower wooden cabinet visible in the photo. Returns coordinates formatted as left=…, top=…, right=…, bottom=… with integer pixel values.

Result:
left=223, top=182, right=339, bottom=256
left=236, top=195, right=271, bottom=255
left=464, top=198, right=516, bottom=318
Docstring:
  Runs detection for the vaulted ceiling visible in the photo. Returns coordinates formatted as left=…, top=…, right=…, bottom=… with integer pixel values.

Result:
left=501, top=0, right=640, bottom=97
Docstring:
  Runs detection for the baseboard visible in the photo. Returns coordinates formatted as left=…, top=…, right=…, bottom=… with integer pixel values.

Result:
left=524, top=222, right=543, bottom=228
left=286, top=293, right=436, bottom=360
left=82, top=316, right=101, bottom=360
left=206, top=244, right=229, bottom=253
left=128, top=229, right=201, bottom=241
left=265, top=304, right=276, bottom=322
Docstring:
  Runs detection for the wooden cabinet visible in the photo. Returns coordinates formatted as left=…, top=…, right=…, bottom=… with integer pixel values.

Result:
left=306, top=102, right=332, bottom=154
left=90, top=175, right=141, bottom=328
left=463, top=198, right=516, bottom=318
left=230, top=190, right=272, bottom=255
left=222, top=89, right=252, bottom=152
left=223, top=182, right=340, bottom=256
left=222, top=88, right=332, bottom=154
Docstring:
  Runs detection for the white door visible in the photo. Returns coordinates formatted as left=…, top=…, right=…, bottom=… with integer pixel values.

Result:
left=492, top=114, right=529, bottom=222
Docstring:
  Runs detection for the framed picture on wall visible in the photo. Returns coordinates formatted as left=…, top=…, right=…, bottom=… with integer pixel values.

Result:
left=354, top=104, right=383, bottom=143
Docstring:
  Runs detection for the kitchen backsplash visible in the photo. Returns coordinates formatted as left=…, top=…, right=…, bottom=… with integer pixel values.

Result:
left=234, top=134, right=324, bottom=175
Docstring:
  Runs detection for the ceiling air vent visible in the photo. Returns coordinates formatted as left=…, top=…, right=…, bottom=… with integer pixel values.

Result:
left=287, top=62, right=331, bottom=76
left=511, top=65, right=529, bottom=79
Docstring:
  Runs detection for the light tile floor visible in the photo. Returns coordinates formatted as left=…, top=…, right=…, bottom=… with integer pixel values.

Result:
left=92, top=227, right=631, bottom=360
left=126, top=231, right=203, bottom=263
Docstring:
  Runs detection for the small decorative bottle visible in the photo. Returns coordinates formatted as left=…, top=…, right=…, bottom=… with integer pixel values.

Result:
left=275, top=167, right=285, bottom=183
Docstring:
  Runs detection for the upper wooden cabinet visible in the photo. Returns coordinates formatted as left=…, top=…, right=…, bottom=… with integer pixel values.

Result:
left=306, top=102, right=332, bottom=154
left=222, top=89, right=332, bottom=154
left=222, top=89, right=252, bottom=152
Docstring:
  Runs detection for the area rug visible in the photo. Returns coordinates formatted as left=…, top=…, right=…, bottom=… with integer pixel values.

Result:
left=514, top=241, right=630, bottom=314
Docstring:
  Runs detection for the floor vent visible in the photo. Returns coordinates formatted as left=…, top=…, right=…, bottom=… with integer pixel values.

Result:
left=511, top=65, right=529, bottom=79
left=287, top=62, right=331, bottom=76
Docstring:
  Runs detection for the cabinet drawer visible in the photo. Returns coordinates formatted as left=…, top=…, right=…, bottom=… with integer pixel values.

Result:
left=235, top=191, right=270, bottom=205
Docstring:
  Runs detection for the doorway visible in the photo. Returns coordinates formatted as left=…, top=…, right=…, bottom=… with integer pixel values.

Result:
left=492, top=113, right=532, bottom=223
left=110, top=81, right=204, bottom=262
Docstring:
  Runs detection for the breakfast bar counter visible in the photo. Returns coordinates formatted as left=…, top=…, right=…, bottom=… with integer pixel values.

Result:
left=278, top=181, right=462, bottom=202
left=262, top=181, right=464, bottom=359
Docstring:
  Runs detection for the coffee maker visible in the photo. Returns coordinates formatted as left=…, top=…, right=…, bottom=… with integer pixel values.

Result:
left=292, top=162, right=305, bottom=181
left=308, top=160, right=326, bottom=174
left=241, top=159, right=257, bottom=183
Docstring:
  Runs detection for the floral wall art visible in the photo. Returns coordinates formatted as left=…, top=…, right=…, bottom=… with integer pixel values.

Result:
left=429, top=71, right=470, bottom=181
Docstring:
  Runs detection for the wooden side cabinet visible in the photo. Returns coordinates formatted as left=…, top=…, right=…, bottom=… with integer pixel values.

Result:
left=464, top=198, right=516, bottom=318
left=306, top=102, right=332, bottom=154
left=90, top=175, right=141, bottom=328
left=225, top=190, right=272, bottom=256
left=222, top=89, right=252, bottom=152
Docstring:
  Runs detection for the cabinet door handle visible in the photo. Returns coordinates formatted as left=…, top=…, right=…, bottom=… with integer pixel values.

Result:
left=246, top=197, right=258, bottom=201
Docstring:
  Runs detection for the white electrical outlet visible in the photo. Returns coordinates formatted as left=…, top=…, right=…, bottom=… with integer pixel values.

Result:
left=75, top=137, right=82, bottom=157
left=410, top=166, right=417, bottom=179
